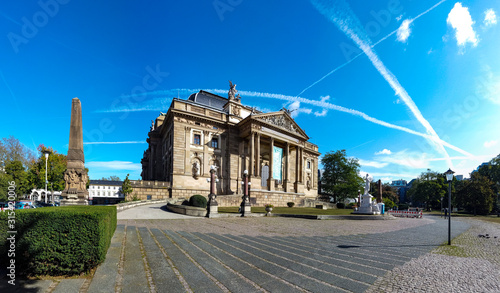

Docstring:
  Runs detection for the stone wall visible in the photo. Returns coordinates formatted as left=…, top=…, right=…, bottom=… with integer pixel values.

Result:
left=129, top=180, right=171, bottom=200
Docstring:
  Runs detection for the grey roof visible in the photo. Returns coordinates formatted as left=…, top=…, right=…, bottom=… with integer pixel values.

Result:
left=89, top=180, right=123, bottom=186
left=188, top=90, right=227, bottom=110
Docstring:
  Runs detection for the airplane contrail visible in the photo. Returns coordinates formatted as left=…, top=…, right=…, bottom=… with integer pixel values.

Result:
left=298, top=0, right=447, bottom=97
left=310, top=0, right=455, bottom=168
left=108, top=88, right=473, bottom=157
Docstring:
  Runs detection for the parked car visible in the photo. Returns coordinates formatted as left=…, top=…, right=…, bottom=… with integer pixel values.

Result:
left=15, top=201, right=36, bottom=209
left=0, top=202, right=8, bottom=212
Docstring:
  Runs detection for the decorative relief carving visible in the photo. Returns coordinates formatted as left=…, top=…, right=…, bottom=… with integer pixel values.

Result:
left=232, top=105, right=241, bottom=116
left=257, top=115, right=297, bottom=133
left=251, top=124, right=262, bottom=130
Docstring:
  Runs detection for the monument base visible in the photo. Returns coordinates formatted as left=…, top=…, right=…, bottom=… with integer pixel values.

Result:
left=207, top=200, right=218, bottom=218
left=60, top=198, right=89, bottom=206
left=241, top=201, right=251, bottom=217
left=352, top=210, right=380, bottom=215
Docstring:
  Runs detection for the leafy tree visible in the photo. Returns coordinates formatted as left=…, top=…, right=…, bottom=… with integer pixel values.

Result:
left=383, top=198, right=395, bottom=210
left=407, top=171, right=447, bottom=211
left=27, top=145, right=67, bottom=192
left=0, top=173, right=14, bottom=201
left=0, top=136, right=36, bottom=170
left=455, top=173, right=494, bottom=215
left=321, top=150, right=363, bottom=203
left=122, top=174, right=133, bottom=200
left=382, top=184, right=399, bottom=204
left=4, top=160, right=30, bottom=196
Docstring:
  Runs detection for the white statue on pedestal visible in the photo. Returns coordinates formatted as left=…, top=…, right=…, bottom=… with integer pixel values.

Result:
left=354, top=174, right=380, bottom=215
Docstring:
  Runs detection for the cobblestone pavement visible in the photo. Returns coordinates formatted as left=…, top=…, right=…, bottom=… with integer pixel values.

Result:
left=366, top=217, right=500, bottom=293
left=5, top=209, right=499, bottom=293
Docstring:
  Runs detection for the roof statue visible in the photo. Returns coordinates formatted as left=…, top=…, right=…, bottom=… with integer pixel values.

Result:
left=228, top=80, right=237, bottom=101
left=282, top=107, right=296, bottom=116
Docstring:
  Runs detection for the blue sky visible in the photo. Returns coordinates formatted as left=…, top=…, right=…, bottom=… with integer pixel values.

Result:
left=1, top=0, right=499, bottom=183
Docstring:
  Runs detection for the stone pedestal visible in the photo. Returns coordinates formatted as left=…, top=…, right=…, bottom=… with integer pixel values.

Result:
left=353, top=193, right=380, bottom=215
left=242, top=200, right=251, bottom=216
left=207, top=193, right=218, bottom=218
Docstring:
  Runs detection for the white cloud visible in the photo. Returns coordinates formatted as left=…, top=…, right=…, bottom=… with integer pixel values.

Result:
left=484, top=140, right=498, bottom=148
left=358, top=159, right=389, bottom=169
left=375, top=150, right=432, bottom=169
left=375, top=149, right=392, bottom=155
left=397, top=19, right=412, bottom=42
left=287, top=101, right=312, bottom=118
left=447, top=3, right=478, bottom=47
left=314, top=109, right=328, bottom=116
left=484, top=9, right=497, bottom=26
left=86, top=161, right=142, bottom=171
left=477, top=65, right=500, bottom=105
left=396, top=15, right=403, bottom=22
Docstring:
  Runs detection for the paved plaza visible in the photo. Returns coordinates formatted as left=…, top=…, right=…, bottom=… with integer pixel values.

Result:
left=2, top=203, right=500, bottom=292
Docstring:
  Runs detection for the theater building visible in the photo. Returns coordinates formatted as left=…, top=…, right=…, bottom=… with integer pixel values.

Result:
left=139, top=84, right=320, bottom=206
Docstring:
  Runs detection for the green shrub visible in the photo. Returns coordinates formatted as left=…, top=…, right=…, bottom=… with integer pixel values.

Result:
left=189, top=194, right=207, bottom=208
left=0, top=205, right=116, bottom=276
left=336, top=202, right=345, bottom=209
left=287, top=202, right=295, bottom=208
left=181, top=200, right=189, bottom=206
left=383, top=198, right=395, bottom=210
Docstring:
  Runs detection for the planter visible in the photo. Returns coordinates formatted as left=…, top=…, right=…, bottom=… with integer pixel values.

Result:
left=265, top=207, right=273, bottom=213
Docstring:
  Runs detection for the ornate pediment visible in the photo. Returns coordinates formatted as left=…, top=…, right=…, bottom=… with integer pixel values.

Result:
left=253, top=111, right=309, bottom=139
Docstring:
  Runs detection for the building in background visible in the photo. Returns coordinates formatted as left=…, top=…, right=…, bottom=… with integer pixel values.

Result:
left=391, top=179, right=409, bottom=203
left=139, top=85, right=320, bottom=206
left=88, top=180, right=124, bottom=205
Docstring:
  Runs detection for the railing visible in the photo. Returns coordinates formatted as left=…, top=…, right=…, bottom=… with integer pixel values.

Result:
left=388, top=210, right=423, bottom=218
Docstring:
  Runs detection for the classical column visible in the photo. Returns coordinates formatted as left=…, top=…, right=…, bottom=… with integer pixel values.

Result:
left=285, top=142, right=289, bottom=192
left=268, top=138, right=274, bottom=191
left=237, top=141, right=244, bottom=194
left=203, top=130, right=210, bottom=176
left=184, top=127, right=191, bottom=175
left=256, top=133, right=261, bottom=177
left=295, top=146, right=299, bottom=184
left=299, top=147, right=304, bottom=183
left=249, top=132, right=255, bottom=176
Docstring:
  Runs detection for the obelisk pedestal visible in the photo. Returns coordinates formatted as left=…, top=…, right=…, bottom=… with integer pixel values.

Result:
left=61, top=98, right=89, bottom=206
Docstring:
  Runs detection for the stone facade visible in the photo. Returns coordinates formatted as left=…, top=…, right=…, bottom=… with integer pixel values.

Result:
left=140, top=87, right=320, bottom=207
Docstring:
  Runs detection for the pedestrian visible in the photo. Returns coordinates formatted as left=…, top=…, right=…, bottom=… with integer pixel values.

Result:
left=444, top=207, right=448, bottom=218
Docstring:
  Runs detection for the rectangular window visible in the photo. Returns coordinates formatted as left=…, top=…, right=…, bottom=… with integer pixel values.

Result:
left=307, top=161, right=311, bottom=169
left=147, top=195, right=152, bottom=200
left=211, top=137, right=218, bottom=148
left=194, top=134, right=201, bottom=145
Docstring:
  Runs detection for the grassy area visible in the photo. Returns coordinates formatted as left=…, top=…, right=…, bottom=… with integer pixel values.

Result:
left=218, top=206, right=355, bottom=215
left=422, top=210, right=500, bottom=224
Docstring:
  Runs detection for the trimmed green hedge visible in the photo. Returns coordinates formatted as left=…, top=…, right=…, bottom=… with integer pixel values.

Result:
left=189, top=194, right=207, bottom=208
left=0, top=205, right=116, bottom=276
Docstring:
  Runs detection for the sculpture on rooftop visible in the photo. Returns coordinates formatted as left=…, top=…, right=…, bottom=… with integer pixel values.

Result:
left=228, top=80, right=237, bottom=100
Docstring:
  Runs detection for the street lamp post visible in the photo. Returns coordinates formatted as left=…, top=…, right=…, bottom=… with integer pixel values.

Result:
left=241, top=170, right=251, bottom=216
left=43, top=151, right=50, bottom=204
left=445, top=168, right=455, bottom=245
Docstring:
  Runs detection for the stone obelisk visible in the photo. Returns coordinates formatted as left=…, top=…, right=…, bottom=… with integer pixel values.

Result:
left=61, top=98, right=89, bottom=205
left=376, top=179, right=383, bottom=204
